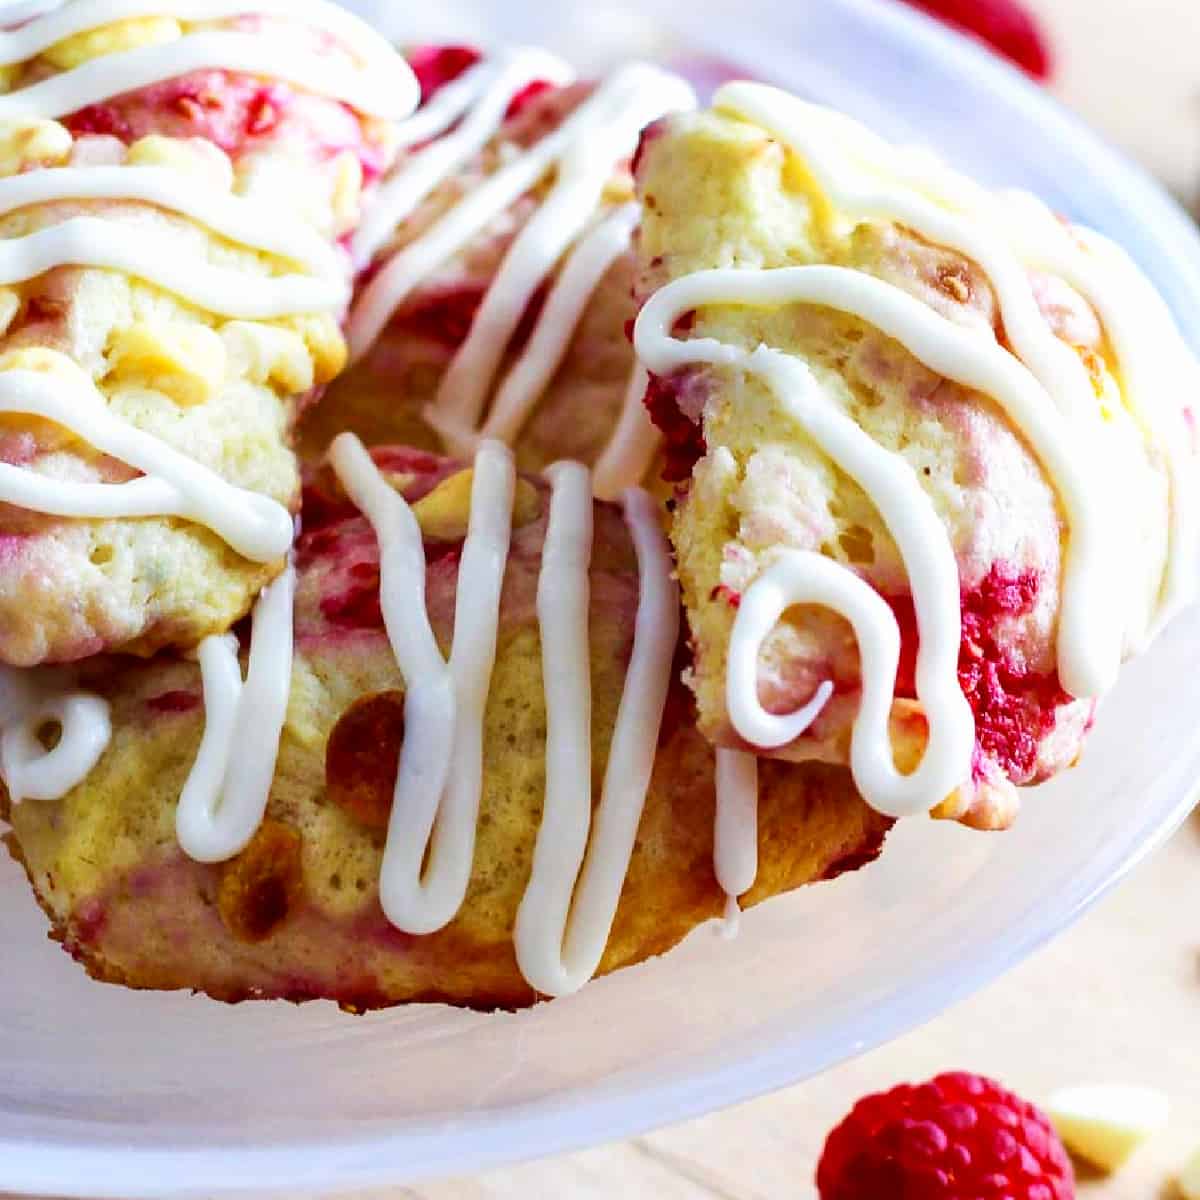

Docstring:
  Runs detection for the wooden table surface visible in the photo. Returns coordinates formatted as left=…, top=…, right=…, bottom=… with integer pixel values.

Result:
left=408, top=2, right=1200, bottom=1197
left=399, top=816, right=1200, bottom=1200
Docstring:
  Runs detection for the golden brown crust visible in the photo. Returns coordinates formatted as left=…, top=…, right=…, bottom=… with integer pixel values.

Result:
left=6, top=715, right=888, bottom=1011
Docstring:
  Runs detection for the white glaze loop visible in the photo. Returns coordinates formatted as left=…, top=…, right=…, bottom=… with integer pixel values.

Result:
left=636, top=268, right=992, bottom=816
left=730, top=551, right=975, bottom=819
left=515, top=476, right=680, bottom=997
left=328, top=432, right=515, bottom=936
left=0, top=0, right=417, bottom=119
left=175, top=561, right=295, bottom=862
left=0, top=368, right=295, bottom=562
left=0, top=667, right=110, bottom=805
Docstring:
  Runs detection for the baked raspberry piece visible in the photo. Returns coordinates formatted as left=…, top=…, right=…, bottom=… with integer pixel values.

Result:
left=817, top=1071, right=1075, bottom=1200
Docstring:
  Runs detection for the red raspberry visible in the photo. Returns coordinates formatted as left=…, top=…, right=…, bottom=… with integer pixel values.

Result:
left=406, top=45, right=482, bottom=103
left=900, top=0, right=1053, bottom=80
left=817, top=1071, right=1075, bottom=1200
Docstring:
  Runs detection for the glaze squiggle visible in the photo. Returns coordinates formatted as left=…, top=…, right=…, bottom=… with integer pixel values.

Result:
left=349, top=58, right=693, bottom=493
left=636, top=265, right=1072, bottom=816
left=515, top=471, right=679, bottom=996
left=0, top=0, right=416, bottom=120
left=175, top=560, right=295, bottom=862
left=350, top=46, right=575, bottom=268
left=0, top=1, right=414, bottom=804
left=477, top=203, right=641, bottom=452
left=635, top=94, right=1197, bottom=822
left=0, top=367, right=295, bottom=561
left=329, top=431, right=514, bottom=936
left=0, top=666, right=110, bottom=804
left=329, top=433, right=680, bottom=994
left=715, top=82, right=1196, bottom=686
left=0, top=166, right=343, bottom=282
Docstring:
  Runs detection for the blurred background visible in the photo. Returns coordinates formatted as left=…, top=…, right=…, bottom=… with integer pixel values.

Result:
left=1032, top=0, right=1197, bottom=207
left=348, top=0, right=1200, bottom=211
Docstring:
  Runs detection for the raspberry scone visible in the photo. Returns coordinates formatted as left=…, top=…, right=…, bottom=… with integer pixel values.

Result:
left=634, top=85, right=1198, bottom=827
left=3, top=442, right=888, bottom=1008
left=0, top=0, right=414, bottom=665
left=300, top=45, right=695, bottom=498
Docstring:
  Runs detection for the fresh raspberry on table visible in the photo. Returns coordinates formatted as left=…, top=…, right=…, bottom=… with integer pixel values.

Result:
left=817, top=1071, right=1076, bottom=1200
left=899, top=0, right=1054, bottom=80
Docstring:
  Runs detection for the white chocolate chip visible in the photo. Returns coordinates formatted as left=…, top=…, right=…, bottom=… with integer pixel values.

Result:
left=1047, top=1084, right=1169, bottom=1173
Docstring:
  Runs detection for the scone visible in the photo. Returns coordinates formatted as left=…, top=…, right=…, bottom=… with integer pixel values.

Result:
left=633, top=84, right=1198, bottom=827
left=300, top=45, right=694, bottom=498
left=3, top=442, right=889, bottom=1008
left=0, top=1, right=413, bottom=665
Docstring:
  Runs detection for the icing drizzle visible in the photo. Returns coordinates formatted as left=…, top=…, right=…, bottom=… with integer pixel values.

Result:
left=515, top=471, right=679, bottom=995
left=330, top=434, right=680, bottom=995
left=329, top=431, right=513, bottom=936
left=635, top=84, right=1198, bottom=819
left=0, top=0, right=416, bottom=119
left=349, top=56, right=695, bottom=493
left=0, top=665, right=110, bottom=804
left=0, top=2, right=414, bottom=803
left=712, top=748, right=757, bottom=931
left=175, top=561, right=294, bottom=862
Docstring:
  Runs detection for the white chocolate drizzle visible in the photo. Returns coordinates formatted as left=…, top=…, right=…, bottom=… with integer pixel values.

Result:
left=0, top=367, right=295, bottom=560
left=515, top=471, right=679, bottom=996
left=715, top=82, right=1196, bottom=689
left=329, top=433, right=680, bottom=995
left=712, top=748, right=758, bottom=934
left=592, top=365, right=662, bottom=503
left=0, top=166, right=343, bottom=281
left=0, top=2, right=415, bottom=809
left=635, top=87, right=1199, bottom=825
left=349, top=57, right=694, bottom=492
left=475, top=202, right=641, bottom=453
left=175, top=560, right=294, bottom=862
left=329, top=431, right=514, bottom=936
left=350, top=47, right=576, bottom=268
left=0, top=665, right=110, bottom=804
left=0, top=0, right=417, bottom=120
left=0, top=215, right=342, bottom=317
